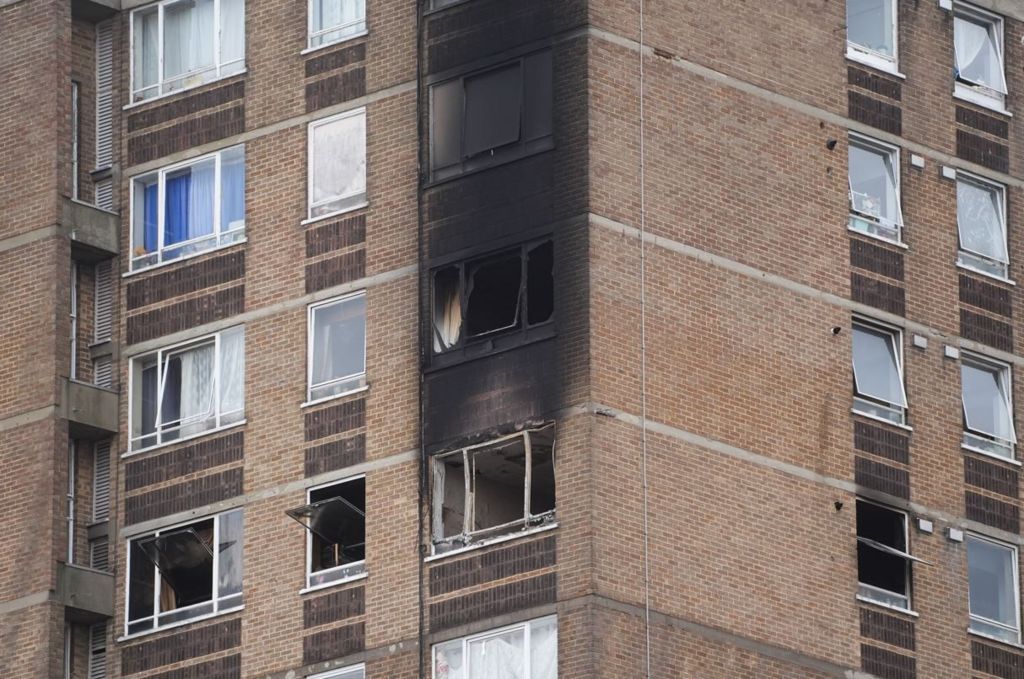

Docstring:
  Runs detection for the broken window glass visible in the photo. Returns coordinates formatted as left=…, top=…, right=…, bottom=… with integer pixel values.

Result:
left=429, top=50, right=553, bottom=181
left=432, top=425, right=556, bottom=554
left=287, top=477, right=366, bottom=588
left=856, top=500, right=915, bottom=610
left=126, top=509, right=244, bottom=635
left=431, top=239, right=554, bottom=356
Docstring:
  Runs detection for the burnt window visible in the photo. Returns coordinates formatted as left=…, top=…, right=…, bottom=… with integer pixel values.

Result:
left=429, top=50, right=553, bottom=182
left=431, top=425, right=555, bottom=555
left=856, top=500, right=925, bottom=611
left=432, top=239, right=553, bottom=358
left=287, top=476, right=366, bottom=590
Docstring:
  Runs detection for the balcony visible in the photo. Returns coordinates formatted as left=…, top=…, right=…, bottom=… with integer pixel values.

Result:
left=71, top=0, right=119, bottom=22
left=57, top=377, right=117, bottom=439
left=60, top=197, right=118, bottom=261
left=57, top=563, right=114, bottom=621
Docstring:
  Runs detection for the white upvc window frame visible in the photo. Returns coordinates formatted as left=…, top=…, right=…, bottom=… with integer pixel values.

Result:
left=962, top=352, right=1017, bottom=460
left=967, top=533, right=1021, bottom=645
left=306, top=107, right=368, bottom=223
left=432, top=616, right=558, bottom=679
left=846, top=0, right=900, bottom=75
left=848, top=134, right=904, bottom=245
left=129, top=0, right=245, bottom=103
left=852, top=317, right=908, bottom=426
left=855, top=498, right=922, bottom=612
left=129, top=145, right=246, bottom=272
left=306, top=291, right=367, bottom=405
left=306, top=0, right=367, bottom=52
left=124, top=508, right=244, bottom=637
left=294, top=474, right=367, bottom=592
left=956, top=171, right=1010, bottom=281
left=128, top=326, right=245, bottom=453
left=953, top=2, right=1008, bottom=113
left=309, top=664, right=365, bottom=679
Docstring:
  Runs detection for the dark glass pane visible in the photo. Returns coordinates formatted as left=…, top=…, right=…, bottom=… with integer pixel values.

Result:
left=464, top=63, right=522, bottom=158
left=465, top=253, right=522, bottom=338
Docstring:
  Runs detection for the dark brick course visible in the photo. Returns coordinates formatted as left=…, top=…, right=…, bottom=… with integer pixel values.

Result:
left=304, top=398, right=366, bottom=442
left=128, top=106, right=245, bottom=166
left=304, top=586, right=365, bottom=629
left=961, top=309, right=1013, bottom=353
left=859, top=608, right=914, bottom=651
left=127, top=286, right=245, bottom=345
left=305, top=68, right=367, bottom=113
left=960, top=275, right=1012, bottom=318
left=305, top=433, right=366, bottom=477
left=957, top=106, right=1010, bottom=139
left=306, top=214, right=367, bottom=258
left=862, top=644, right=915, bottom=679
left=122, top=619, right=241, bottom=674
left=965, top=491, right=1020, bottom=533
left=125, top=432, right=244, bottom=491
left=854, top=421, right=910, bottom=465
left=305, top=251, right=366, bottom=294
left=848, top=67, right=902, bottom=101
left=125, top=468, right=243, bottom=524
left=851, top=272, right=905, bottom=316
left=429, top=572, right=556, bottom=631
left=850, top=239, right=904, bottom=281
left=127, top=251, right=245, bottom=310
left=305, top=42, right=367, bottom=77
left=854, top=456, right=910, bottom=500
left=973, top=640, right=1024, bottom=679
left=848, top=91, right=902, bottom=136
left=302, top=622, right=365, bottom=665
left=127, top=80, right=245, bottom=132
left=957, top=129, right=1010, bottom=173
left=146, top=654, right=241, bottom=679
left=965, top=456, right=1019, bottom=499
left=429, top=535, right=556, bottom=596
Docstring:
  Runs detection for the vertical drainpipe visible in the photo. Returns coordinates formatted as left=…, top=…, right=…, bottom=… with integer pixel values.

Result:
left=416, top=0, right=428, bottom=676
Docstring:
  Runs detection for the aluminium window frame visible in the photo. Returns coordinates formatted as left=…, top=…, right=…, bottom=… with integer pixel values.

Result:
left=306, top=107, right=368, bottom=223
left=961, top=351, right=1017, bottom=460
left=848, top=133, right=905, bottom=245
left=956, top=171, right=1010, bottom=280
left=855, top=498, right=921, bottom=612
left=123, top=507, right=243, bottom=638
left=129, top=0, right=245, bottom=103
left=432, top=615, right=557, bottom=679
left=846, top=0, right=900, bottom=75
left=953, top=2, right=1008, bottom=113
left=851, top=317, right=909, bottom=426
left=306, top=291, right=367, bottom=405
left=127, top=326, right=245, bottom=453
left=297, top=474, right=367, bottom=592
left=967, top=533, right=1022, bottom=645
left=308, top=664, right=365, bottom=679
left=305, top=0, right=367, bottom=52
left=128, top=145, right=246, bottom=272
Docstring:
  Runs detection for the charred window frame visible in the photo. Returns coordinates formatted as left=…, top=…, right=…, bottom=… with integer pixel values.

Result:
left=431, top=239, right=554, bottom=365
left=430, top=425, right=556, bottom=556
left=125, top=508, right=243, bottom=636
left=429, top=50, right=553, bottom=183
left=287, top=476, right=366, bottom=591
left=855, top=499, right=926, bottom=612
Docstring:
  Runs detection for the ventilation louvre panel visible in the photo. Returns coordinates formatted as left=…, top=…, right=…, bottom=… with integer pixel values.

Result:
left=93, top=260, right=113, bottom=342
left=94, top=20, right=114, bottom=170
left=92, top=441, right=110, bottom=523
left=87, top=622, right=107, bottom=679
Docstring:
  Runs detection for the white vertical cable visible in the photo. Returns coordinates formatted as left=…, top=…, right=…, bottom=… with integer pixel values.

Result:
left=638, top=1, right=652, bottom=677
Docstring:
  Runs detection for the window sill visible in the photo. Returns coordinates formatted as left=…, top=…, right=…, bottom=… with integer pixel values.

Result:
left=954, top=87, right=1012, bottom=118
left=956, top=261, right=1015, bottom=286
left=851, top=409, right=913, bottom=432
left=300, top=571, right=368, bottom=596
left=855, top=594, right=919, bottom=618
left=845, top=50, right=905, bottom=80
left=123, top=420, right=247, bottom=459
left=123, top=69, right=248, bottom=111
left=968, top=629, right=1024, bottom=650
left=301, top=202, right=369, bottom=227
left=962, top=443, right=1021, bottom=466
left=122, top=238, right=247, bottom=279
left=301, top=384, right=369, bottom=409
left=425, top=522, right=558, bottom=563
left=118, top=604, right=244, bottom=643
left=300, top=31, right=368, bottom=56
left=847, top=224, right=908, bottom=250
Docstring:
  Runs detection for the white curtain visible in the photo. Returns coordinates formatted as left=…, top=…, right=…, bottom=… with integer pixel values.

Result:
left=433, top=278, right=462, bottom=352
left=220, top=0, right=245, bottom=65
left=957, top=180, right=1005, bottom=262
left=189, top=161, right=216, bottom=239
left=312, top=114, right=366, bottom=211
left=315, top=0, right=364, bottom=37
left=219, top=327, right=245, bottom=420
left=530, top=619, right=558, bottom=679
left=178, top=343, right=215, bottom=436
left=217, top=510, right=243, bottom=598
left=434, top=640, right=464, bottom=679
left=955, top=16, right=1004, bottom=91
left=470, top=629, right=525, bottom=679
left=164, top=0, right=214, bottom=80
left=134, top=10, right=159, bottom=90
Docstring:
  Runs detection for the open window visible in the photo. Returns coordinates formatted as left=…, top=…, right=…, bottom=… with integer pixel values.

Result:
left=432, top=239, right=553, bottom=360
left=954, top=3, right=1007, bottom=112
left=287, top=476, right=366, bottom=589
left=848, top=134, right=903, bottom=244
left=307, top=292, right=366, bottom=403
left=962, top=353, right=1016, bottom=459
left=852, top=318, right=907, bottom=425
left=126, top=509, right=243, bottom=635
left=957, top=173, right=1008, bottom=280
left=431, top=425, right=555, bottom=555
left=429, top=50, right=553, bottom=182
left=846, top=0, right=898, bottom=74
left=433, top=616, right=557, bottom=679
left=129, top=326, right=245, bottom=451
left=968, top=534, right=1020, bottom=644
left=856, top=500, right=925, bottom=611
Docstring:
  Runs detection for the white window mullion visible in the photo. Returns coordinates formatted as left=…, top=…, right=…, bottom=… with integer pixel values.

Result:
left=213, top=332, right=223, bottom=429
left=211, top=515, right=221, bottom=612
left=157, top=4, right=165, bottom=98
left=157, top=170, right=166, bottom=263
left=213, top=152, right=223, bottom=238
left=213, top=0, right=222, bottom=79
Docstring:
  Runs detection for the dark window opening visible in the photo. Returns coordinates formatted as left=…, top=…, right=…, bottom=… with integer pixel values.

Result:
left=431, top=238, right=554, bottom=357
left=287, top=477, right=366, bottom=588
left=430, top=50, right=553, bottom=181
left=138, top=520, right=215, bottom=611
left=432, top=425, right=556, bottom=554
left=856, top=500, right=915, bottom=609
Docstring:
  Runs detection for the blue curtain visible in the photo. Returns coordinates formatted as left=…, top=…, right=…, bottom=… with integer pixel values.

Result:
left=144, top=183, right=158, bottom=252
left=165, top=172, right=191, bottom=245
left=220, top=159, right=245, bottom=229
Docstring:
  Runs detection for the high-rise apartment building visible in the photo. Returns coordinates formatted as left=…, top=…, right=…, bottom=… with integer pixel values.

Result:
left=1, top=0, right=1023, bottom=677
